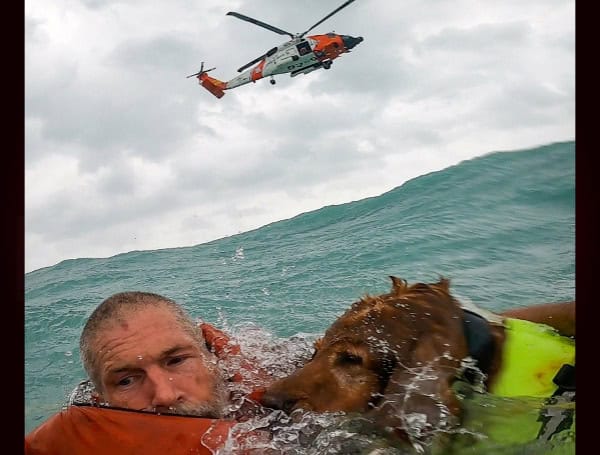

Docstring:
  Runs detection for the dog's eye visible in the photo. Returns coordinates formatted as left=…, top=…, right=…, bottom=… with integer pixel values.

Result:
left=337, top=352, right=363, bottom=366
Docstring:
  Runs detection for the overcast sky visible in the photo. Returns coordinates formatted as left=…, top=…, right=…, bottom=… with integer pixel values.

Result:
left=25, top=0, right=574, bottom=273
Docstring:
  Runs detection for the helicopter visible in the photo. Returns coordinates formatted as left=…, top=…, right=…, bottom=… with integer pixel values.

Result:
left=187, top=0, right=363, bottom=98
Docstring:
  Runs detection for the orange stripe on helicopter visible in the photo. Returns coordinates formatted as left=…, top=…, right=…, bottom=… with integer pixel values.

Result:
left=251, top=60, right=267, bottom=82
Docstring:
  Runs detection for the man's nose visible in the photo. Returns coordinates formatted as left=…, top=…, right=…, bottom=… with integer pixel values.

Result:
left=147, top=368, right=180, bottom=409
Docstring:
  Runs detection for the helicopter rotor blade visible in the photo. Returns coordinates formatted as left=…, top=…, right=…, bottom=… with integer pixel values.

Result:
left=237, top=54, right=267, bottom=73
left=227, top=12, right=295, bottom=38
left=186, top=62, right=204, bottom=78
left=186, top=62, right=216, bottom=78
left=300, top=0, right=357, bottom=37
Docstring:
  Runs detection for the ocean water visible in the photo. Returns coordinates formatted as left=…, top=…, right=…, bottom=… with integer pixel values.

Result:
left=24, top=141, right=575, bottom=452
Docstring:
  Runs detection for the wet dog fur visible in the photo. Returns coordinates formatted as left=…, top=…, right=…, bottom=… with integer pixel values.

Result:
left=261, top=276, right=507, bottom=442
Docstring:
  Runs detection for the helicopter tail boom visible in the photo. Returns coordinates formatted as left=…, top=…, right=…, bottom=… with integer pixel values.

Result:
left=199, top=73, right=226, bottom=99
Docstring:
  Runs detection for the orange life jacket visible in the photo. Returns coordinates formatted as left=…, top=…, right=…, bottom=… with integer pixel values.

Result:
left=25, top=405, right=237, bottom=455
left=25, top=323, right=272, bottom=455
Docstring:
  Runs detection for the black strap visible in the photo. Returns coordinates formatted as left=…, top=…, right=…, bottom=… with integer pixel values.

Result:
left=461, top=309, right=496, bottom=382
left=552, top=363, right=575, bottom=396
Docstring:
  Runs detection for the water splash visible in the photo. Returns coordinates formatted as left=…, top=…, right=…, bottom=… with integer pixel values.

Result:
left=232, top=247, right=245, bottom=261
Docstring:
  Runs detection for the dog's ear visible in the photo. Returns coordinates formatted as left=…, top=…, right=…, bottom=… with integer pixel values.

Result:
left=313, top=337, right=323, bottom=351
left=388, top=276, right=407, bottom=295
left=437, top=276, right=451, bottom=291
left=369, top=329, right=465, bottom=441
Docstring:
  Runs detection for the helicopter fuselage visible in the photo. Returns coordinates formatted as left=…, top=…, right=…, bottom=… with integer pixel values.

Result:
left=222, top=33, right=362, bottom=89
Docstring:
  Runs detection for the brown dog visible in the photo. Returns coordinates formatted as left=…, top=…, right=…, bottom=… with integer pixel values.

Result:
left=261, top=276, right=575, bottom=443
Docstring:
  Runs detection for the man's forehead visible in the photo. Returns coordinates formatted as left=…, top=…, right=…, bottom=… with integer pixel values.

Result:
left=95, top=311, right=200, bottom=363
left=95, top=305, right=197, bottom=344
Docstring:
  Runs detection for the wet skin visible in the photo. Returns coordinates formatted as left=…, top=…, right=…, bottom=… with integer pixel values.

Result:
left=93, top=307, right=225, bottom=416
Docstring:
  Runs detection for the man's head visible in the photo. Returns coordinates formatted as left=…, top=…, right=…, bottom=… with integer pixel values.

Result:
left=79, top=291, right=228, bottom=417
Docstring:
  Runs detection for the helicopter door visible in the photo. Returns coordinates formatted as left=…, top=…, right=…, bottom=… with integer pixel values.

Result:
left=296, top=40, right=312, bottom=56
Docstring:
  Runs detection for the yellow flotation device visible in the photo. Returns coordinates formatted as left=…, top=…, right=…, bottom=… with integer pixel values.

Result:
left=450, top=318, right=575, bottom=451
left=490, top=318, right=575, bottom=397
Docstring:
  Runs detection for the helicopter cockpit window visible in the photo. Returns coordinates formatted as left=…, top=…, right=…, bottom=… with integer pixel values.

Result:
left=296, top=41, right=312, bottom=56
left=266, top=47, right=278, bottom=57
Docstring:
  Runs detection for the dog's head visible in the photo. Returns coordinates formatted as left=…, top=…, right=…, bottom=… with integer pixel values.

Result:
left=261, top=276, right=469, bottom=438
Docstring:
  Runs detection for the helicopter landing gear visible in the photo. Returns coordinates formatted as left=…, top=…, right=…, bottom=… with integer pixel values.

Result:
left=323, top=60, right=332, bottom=70
left=270, top=77, right=276, bottom=85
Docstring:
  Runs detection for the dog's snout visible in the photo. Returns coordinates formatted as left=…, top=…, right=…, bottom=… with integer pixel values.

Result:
left=260, top=389, right=299, bottom=413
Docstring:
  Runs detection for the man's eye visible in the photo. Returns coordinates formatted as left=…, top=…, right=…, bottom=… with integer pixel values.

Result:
left=117, top=377, right=134, bottom=387
left=167, top=356, right=186, bottom=366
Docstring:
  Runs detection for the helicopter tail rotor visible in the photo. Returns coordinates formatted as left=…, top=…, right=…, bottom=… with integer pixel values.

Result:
left=187, top=62, right=226, bottom=98
left=186, top=62, right=217, bottom=79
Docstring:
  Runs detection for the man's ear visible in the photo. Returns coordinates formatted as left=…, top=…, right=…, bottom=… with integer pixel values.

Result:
left=91, top=389, right=103, bottom=404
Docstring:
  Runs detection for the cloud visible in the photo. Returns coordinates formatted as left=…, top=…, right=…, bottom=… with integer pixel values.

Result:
left=24, top=0, right=575, bottom=273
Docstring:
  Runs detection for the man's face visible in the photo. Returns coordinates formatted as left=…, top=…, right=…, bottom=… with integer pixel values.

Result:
left=93, top=306, right=227, bottom=417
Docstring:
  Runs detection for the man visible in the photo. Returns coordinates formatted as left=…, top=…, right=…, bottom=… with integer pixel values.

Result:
left=25, top=291, right=270, bottom=454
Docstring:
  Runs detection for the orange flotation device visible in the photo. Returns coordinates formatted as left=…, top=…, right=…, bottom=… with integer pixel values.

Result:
left=25, top=323, right=272, bottom=455
left=25, top=406, right=237, bottom=455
